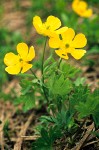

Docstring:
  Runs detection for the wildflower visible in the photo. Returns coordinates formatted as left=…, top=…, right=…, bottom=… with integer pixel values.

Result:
left=49, top=28, right=87, bottom=60
left=72, top=0, right=93, bottom=18
left=4, top=43, right=35, bottom=75
left=33, top=15, right=68, bottom=37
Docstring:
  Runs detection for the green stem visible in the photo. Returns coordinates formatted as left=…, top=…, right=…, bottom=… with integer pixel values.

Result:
left=30, top=69, right=38, bottom=79
left=41, top=37, right=47, bottom=80
left=41, top=37, right=49, bottom=103
left=58, top=58, right=62, bottom=70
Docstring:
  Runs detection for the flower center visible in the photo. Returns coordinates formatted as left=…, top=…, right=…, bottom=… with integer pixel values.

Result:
left=65, top=44, right=69, bottom=48
left=19, top=58, right=23, bottom=62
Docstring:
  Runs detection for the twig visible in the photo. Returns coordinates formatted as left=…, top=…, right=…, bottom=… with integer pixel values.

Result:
left=11, top=135, right=40, bottom=141
left=14, top=113, right=34, bottom=150
left=83, top=139, right=99, bottom=147
left=71, top=122, right=94, bottom=150
left=21, top=135, right=40, bottom=140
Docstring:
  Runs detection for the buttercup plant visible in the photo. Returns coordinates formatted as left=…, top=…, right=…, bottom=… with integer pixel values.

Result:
left=4, top=15, right=99, bottom=149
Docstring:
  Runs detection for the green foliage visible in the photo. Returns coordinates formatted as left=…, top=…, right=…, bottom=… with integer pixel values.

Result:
left=33, top=84, right=99, bottom=148
left=32, top=126, right=62, bottom=150
left=60, top=62, right=80, bottom=78
left=47, top=74, right=72, bottom=96
left=44, top=110, right=75, bottom=130
left=16, top=92, right=35, bottom=112
left=74, top=77, right=86, bottom=86
left=75, top=89, right=99, bottom=127
left=15, top=78, right=36, bottom=112
left=69, top=85, right=90, bottom=114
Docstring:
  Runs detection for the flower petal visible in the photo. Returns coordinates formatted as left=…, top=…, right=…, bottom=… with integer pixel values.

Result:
left=56, top=27, right=68, bottom=34
left=5, top=63, right=21, bottom=75
left=46, top=16, right=61, bottom=30
left=17, top=43, right=28, bottom=60
left=72, top=0, right=87, bottom=12
left=43, top=30, right=56, bottom=37
left=4, top=53, right=19, bottom=66
left=49, top=36, right=61, bottom=48
left=78, top=1, right=87, bottom=10
left=61, top=28, right=75, bottom=43
left=21, top=62, right=32, bottom=73
left=71, top=49, right=86, bottom=59
left=55, top=49, right=69, bottom=59
left=71, top=33, right=87, bottom=48
left=33, top=16, right=44, bottom=34
left=83, top=9, right=93, bottom=17
left=26, top=46, right=35, bottom=61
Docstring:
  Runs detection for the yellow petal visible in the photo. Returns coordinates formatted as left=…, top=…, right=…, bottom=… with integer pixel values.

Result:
left=49, top=36, right=61, bottom=48
left=26, top=46, right=35, bottom=61
left=72, top=0, right=79, bottom=9
left=71, top=33, right=87, bottom=48
left=83, top=9, right=93, bottom=17
left=56, top=27, right=68, bottom=34
left=21, top=62, right=32, bottom=73
left=71, top=49, right=86, bottom=59
left=46, top=16, right=61, bottom=30
left=72, top=0, right=87, bottom=11
left=72, top=0, right=90, bottom=18
left=17, top=43, right=28, bottom=60
left=55, top=49, right=69, bottom=59
left=5, top=63, right=21, bottom=75
left=61, top=28, right=75, bottom=43
left=4, top=52, right=19, bottom=66
left=78, top=1, right=87, bottom=10
left=33, top=16, right=44, bottom=34
left=43, top=30, right=56, bottom=37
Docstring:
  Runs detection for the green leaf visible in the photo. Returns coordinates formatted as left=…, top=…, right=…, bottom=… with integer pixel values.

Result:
left=44, top=54, right=55, bottom=68
left=74, top=77, right=86, bottom=86
left=69, top=85, right=90, bottom=114
left=32, top=126, right=62, bottom=150
left=75, top=89, right=99, bottom=120
left=15, top=92, right=35, bottom=112
left=43, top=62, right=57, bottom=78
left=48, top=74, right=72, bottom=96
left=60, top=62, right=80, bottom=78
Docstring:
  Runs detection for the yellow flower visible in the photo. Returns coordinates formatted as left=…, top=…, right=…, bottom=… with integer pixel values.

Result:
left=33, top=15, right=68, bottom=37
left=4, top=43, right=35, bottom=75
left=49, top=28, right=87, bottom=60
left=72, top=0, right=93, bottom=18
